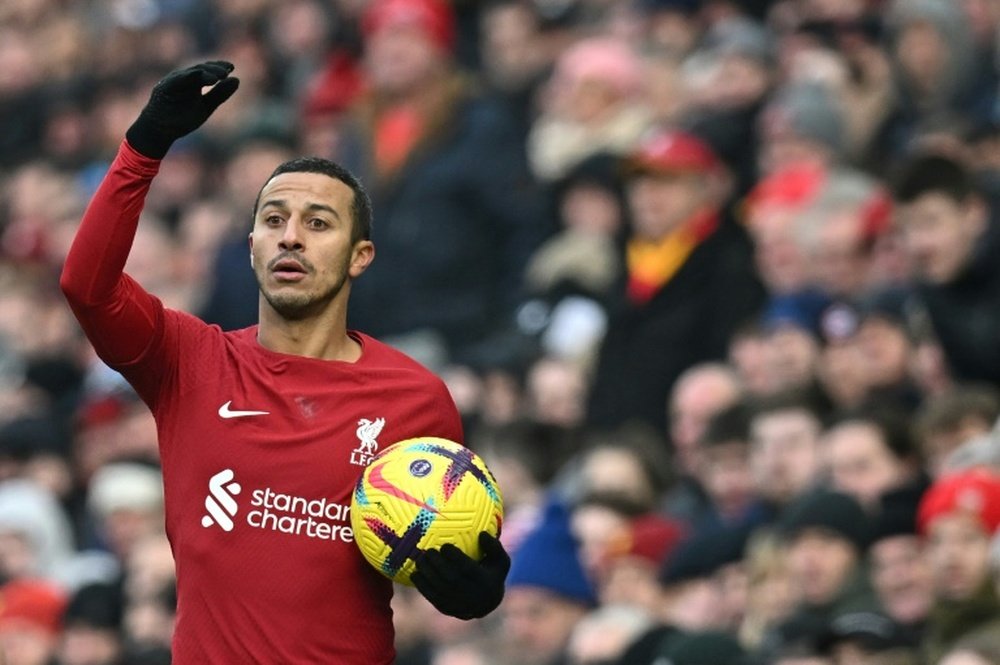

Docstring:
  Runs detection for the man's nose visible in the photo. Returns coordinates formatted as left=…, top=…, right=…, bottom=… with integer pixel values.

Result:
left=279, top=219, right=304, bottom=251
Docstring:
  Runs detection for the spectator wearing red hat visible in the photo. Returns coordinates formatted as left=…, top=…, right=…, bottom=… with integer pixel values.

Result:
left=918, top=468, right=1000, bottom=663
left=587, top=130, right=764, bottom=433
left=341, top=0, right=549, bottom=368
left=0, top=579, right=66, bottom=665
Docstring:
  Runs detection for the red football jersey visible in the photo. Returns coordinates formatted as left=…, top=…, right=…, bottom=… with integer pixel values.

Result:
left=61, top=143, right=463, bottom=663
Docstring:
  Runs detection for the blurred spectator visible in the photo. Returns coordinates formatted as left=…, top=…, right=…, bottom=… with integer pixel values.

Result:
left=564, top=604, right=653, bottom=665
left=740, top=529, right=798, bottom=651
left=748, top=391, right=826, bottom=512
left=774, top=490, right=879, bottom=649
left=85, top=463, right=164, bottom=561
left=596, top=513, right=686, bottom=614
left=823, top=407, right=922, bottom=510
left=914, top=385, right=1000, bottom=478
left=668, top=362, right=743, bottom=479
left=939, top=631, right=1000, bottom=665
left=868, top=487, right=933, bottom=646
left=892, top=153, right=1000, bottom=384
left=56, top=582, right=123, bottom=665
left=519, top=152, right=624, bottom=364
left=528, top=36, right=650, bottom=182
left=0, top=480, right=74, bottom=585
left=918, top=468, right=1000, bottom=663
left=0, top=578, right=67, bottom=665
left=695, top=402, right=760, bottom=528
left=343, top=0, right=549, bottom=368
left=573, top=430, right=670, bottom=511
left=501, top=500, right=596, bottom=665
left=587, top=129, right=764, bottom=431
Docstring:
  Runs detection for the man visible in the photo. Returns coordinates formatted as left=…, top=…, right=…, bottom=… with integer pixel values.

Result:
left=917, top=468, right=1000, bottom=663
left=587, top=130, right=764, bottom=432
left=772, top=490, right=880, bottom=656
left=823, top=408, right=922, bottom=511
left=60, top=61, right=509, bottom=663
left=748, top=391, right=826, bottom=512
left=341, top=0, right=548, bottom=367
left=867, top=488, right=933, bottom=647
left=892, top=153, right=1000, bottom=384
left=502, top=500, right=596, bottom=665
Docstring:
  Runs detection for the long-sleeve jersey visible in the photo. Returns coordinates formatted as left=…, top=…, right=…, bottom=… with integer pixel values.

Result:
left=60, top=142, right=464, bottom=664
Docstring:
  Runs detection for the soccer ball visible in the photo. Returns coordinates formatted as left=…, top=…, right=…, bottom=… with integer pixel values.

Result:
left=350, top=437, right=504, bottom=586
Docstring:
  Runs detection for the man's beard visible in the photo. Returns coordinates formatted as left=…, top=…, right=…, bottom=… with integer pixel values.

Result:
left=256, top=261, right=349, bottom=321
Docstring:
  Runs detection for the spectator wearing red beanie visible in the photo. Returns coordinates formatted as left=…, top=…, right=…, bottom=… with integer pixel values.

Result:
left=0, top=579, right=67, bottom=665
left=918, top=468, right=1000, bottom=663
left=343, top=0, right=549, bottom=369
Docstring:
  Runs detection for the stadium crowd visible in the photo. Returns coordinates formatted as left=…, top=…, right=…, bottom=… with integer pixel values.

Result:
left=1, top=0, right=1000, bottom=663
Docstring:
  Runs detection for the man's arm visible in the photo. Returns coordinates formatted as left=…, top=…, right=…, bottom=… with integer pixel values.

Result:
left=59, top=61, right=239, bottom=367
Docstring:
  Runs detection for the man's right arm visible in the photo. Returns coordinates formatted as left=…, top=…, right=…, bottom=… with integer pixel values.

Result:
left=59, top=143, right=166, bottom=366
left=60, top=61, right=239, bottom=368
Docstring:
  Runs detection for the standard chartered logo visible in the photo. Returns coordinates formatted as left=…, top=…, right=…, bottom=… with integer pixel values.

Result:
left=201, top=469, right=353, bottom=543
left=202, top=469, right=242, bottom=531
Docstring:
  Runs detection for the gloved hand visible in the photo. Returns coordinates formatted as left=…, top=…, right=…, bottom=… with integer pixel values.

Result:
left=412, top=531, right=510, bottom=620
left=126, top=60, right=240, bottom=159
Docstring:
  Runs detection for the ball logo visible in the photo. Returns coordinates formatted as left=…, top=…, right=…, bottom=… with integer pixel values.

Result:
left=202, top=468, right=242, bottom=532
left=409, top=459, right=432, bottom=478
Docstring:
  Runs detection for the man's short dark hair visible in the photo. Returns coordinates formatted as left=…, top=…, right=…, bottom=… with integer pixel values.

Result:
left=892, top=153, right=976, bottom=205
left=827, top=406, right=918, bottom=463
left=252, top=157, right=373, bottom=243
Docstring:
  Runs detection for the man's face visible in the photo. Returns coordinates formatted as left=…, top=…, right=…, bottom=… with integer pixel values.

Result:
left=626, top=172, right=707, bottom=240
left=824, top=421, right=908, bottom=509
left=869, top=534, right=933, bottom=624
left=785, top=528, right=858, bottom=606
left=502, top=587, right=588, bottom=665
left=898, top=192, right=984, bottom=284
left=750, top=409, right=822, bottom=504
left=925, top=512, right=992, bottom=601
left=365, top=23, right=442, bottom=96
left=250, top=172, right=373, bottom=320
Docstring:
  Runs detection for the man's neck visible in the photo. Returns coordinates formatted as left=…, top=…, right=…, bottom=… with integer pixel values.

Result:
left=256, top=303, right=361, bottom=362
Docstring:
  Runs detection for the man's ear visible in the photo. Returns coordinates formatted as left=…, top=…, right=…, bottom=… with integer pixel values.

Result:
left=349, top=240, right=375, bottom=278
left=248, top=233, right=254, bottom=267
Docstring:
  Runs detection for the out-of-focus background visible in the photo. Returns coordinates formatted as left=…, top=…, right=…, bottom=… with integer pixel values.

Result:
left=2, top=0, right=1000, bottom=663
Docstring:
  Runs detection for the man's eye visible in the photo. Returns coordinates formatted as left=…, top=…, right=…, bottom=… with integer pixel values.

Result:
left=266, top=215, right=283, bottom=225
left=308, top=218, right=328, bottom=229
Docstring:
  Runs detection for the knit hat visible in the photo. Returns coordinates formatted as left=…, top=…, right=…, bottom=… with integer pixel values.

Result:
left=761, top=291, right=833, bottom=338
left=63, top=583, right=122, bottom=631
left=555, top=37, right=643, bottom=98
left=780, top=489, right=870, bottom=552
left=658, top=525, right=749, bottom=585
left=761, top=83, right=845, bottom=155
left=917, top=468, right=1000, bottom=536
left=817, top=611, right=913, bottom=653
left=606, top=515, right=687, bottom=567
left=624, top=130, right=723, bottom=177
left=871, top=484, right=925, bottom=544
left=506, top=499, right=597, bottom=605
left=362, top=0, right=455, bottom=53
left=0, top=579, right=67, bottom=636
left=87, top=463, right=163, bottom=519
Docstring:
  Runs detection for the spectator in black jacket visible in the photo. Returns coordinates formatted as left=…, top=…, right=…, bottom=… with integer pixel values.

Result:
left=892, top=153, right=1000, bottom=386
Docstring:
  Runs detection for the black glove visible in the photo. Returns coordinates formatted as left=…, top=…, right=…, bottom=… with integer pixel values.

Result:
left=412, top=531, right=510, bottom=620
left=126, top=60, right=240, bottom=159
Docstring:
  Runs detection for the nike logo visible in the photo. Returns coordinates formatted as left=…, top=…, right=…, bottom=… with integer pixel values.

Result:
left=218, top=401, right=270, bottom=419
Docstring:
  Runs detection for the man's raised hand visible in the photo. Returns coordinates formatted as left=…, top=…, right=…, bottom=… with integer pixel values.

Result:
left=126, top=61, right=240, bottom=159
